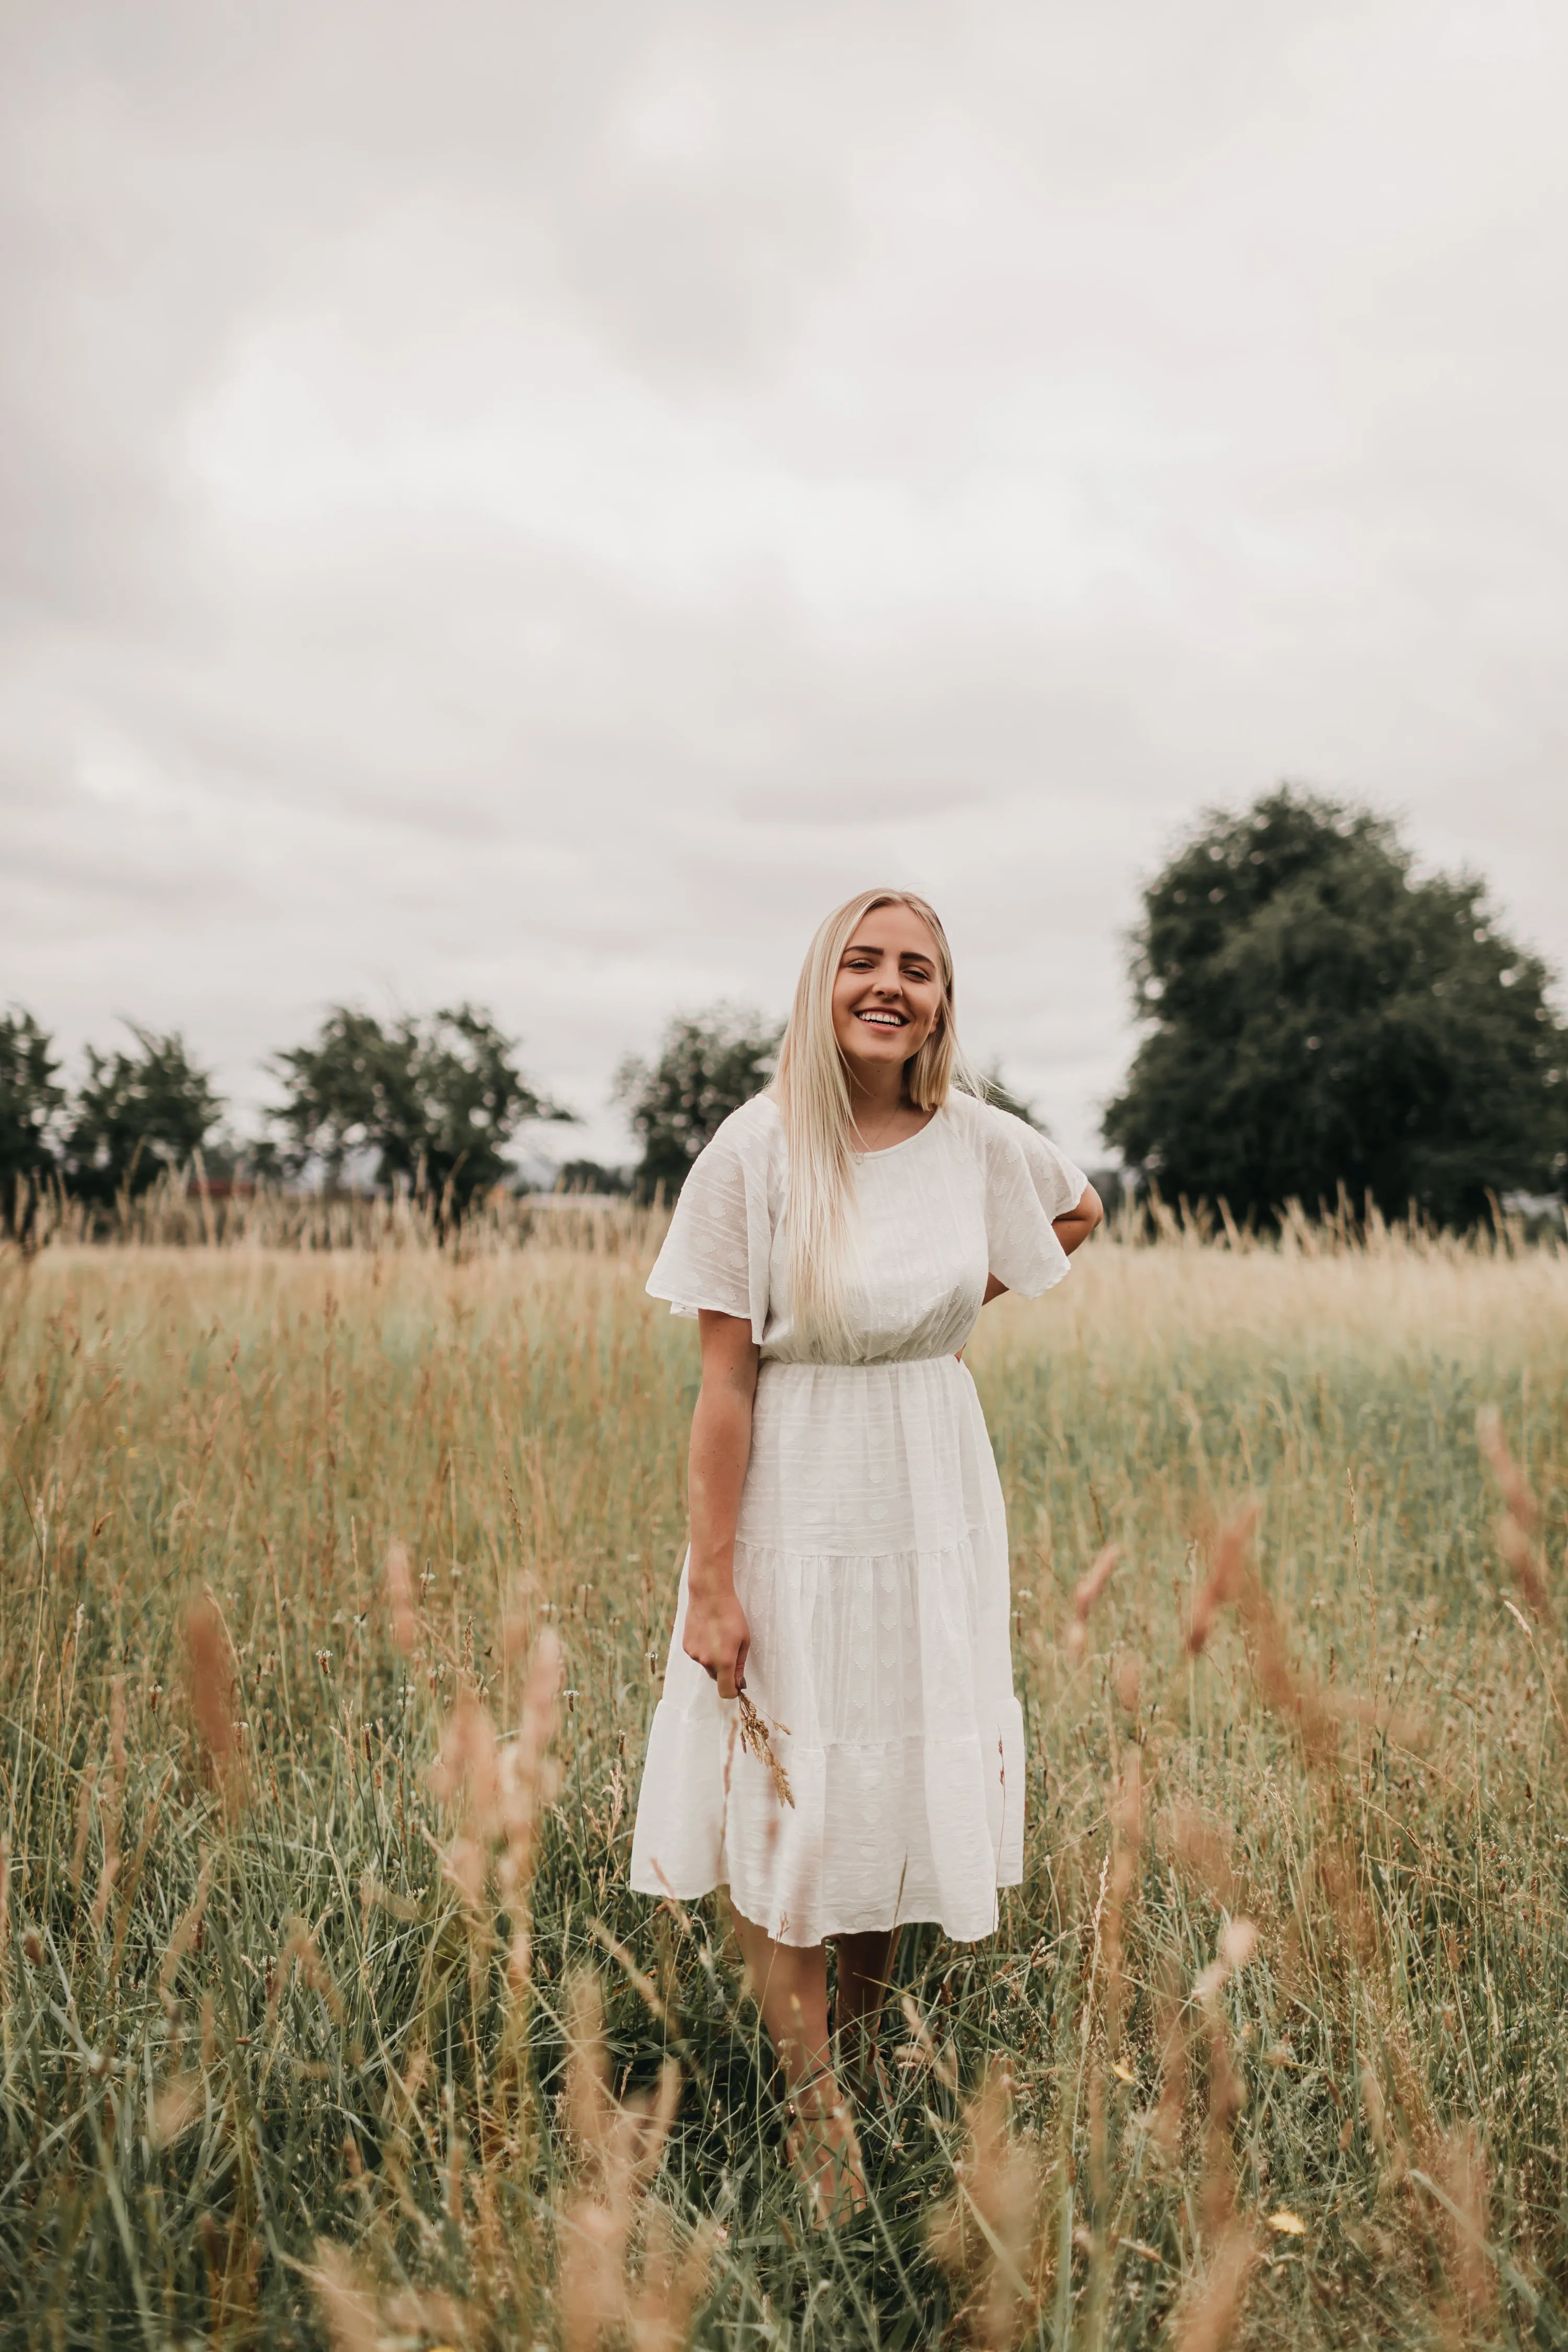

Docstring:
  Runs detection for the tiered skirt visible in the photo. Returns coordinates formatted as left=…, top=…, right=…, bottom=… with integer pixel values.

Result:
left=629, top=1355, right=1024, bottom=1946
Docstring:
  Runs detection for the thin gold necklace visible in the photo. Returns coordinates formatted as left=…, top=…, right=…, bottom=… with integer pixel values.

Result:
left=852, top=1099, right=908, bottom=1152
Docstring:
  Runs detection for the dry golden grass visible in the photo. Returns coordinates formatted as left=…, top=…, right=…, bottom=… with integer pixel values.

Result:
left=1, top=1224, right=1566, bottom=2349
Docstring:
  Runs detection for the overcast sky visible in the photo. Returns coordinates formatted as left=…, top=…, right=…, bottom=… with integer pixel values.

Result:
left=4, top=1, right=1566, bottom=1168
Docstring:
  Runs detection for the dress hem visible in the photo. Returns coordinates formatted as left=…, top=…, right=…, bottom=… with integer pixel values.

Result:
left=627, top=1866, right=1022, bottom=1950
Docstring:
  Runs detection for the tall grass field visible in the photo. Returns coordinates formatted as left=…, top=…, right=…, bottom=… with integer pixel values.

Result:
left=2, top=1223, right=1566, bottom=2349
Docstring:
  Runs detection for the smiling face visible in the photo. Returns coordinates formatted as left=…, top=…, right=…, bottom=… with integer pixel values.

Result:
left=831, top=900, right=946, bottom=1085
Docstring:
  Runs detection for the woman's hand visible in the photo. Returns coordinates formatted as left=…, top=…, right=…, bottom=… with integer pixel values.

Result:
left=683, top=1583, right=751, bottom=1698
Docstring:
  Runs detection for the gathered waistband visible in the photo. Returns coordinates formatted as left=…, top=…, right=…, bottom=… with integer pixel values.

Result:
left=758, top=1351, right=967, bottom=1374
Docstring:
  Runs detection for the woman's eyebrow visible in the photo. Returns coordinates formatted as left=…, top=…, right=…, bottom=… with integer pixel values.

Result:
left=839, top=940, right=935, bottom=966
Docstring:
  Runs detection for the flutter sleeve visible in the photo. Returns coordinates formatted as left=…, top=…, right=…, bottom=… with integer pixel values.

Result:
left=644, top=1105, right=775, bottom=1344
left=981, top=1106, right=1091, bottom=1300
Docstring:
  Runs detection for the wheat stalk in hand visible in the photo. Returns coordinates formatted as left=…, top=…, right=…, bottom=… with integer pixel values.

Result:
left=737, top=1692, right=795, bottom=1809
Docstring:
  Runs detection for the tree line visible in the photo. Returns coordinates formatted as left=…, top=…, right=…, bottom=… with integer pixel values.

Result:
left=3, top=790, right=1564, bottom=1238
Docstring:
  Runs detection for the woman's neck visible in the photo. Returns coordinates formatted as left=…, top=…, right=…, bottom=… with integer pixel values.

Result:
left=845, top=1059, right=906, bottom=1121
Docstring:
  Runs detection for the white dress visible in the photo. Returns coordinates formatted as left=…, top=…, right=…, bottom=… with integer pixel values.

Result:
left=629, top=1090, right=1087, bottom=1948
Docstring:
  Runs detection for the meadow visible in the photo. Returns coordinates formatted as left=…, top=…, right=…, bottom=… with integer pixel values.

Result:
left=1, top=1218, right=1565, bottom=2350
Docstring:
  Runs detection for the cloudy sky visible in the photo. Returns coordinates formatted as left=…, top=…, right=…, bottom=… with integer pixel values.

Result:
left=4, top=1, right=1566, bottom=1168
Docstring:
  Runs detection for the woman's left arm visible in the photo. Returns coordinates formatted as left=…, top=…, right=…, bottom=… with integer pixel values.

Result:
left=982, top=1181, right=1103, bottom=1307
left=1052, top=1181, right=1103, bottom=1258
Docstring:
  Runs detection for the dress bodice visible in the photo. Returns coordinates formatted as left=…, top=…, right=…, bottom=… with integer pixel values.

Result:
left=646, top=1091, right=1087, bottom=1365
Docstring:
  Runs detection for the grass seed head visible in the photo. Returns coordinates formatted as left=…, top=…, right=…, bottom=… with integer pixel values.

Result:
left=1477, top=1406, right=1540, bottom=1531
left=307, top=2240, right=385, bottom=2352
left=736, top=1692, right=795, bottom=1808
left=929, top=2062, right=1040, bottom=2351
left=1498, top=1516, right=1553, bottom=1625
left=69, top=1762, right=96, bottom=1893
left=1172, top=2222, right=1258, bottom=2352
left=383, top=1540, right=418, bottom=1656
left=626, top=2201, right=717, bottom=2352
left=1066, top=1542, right=1120, bottom=1662
left=1193, top=1916, right=1259, bottom=2006
left=149, top=2070, right=203, bottom=2149
left=1146, top=1950, right=1187, bottom=2162
left=185, top=1597, right=245, bottom=1801
left=159, top=1856, right=211, bottom=2001
left=1435, top=2122, right=1496, bottom=2333
left=1166, top=1803, right=1243, bottom=1912
left=1186, top=1507, right=1258, bottom=1656
left=1478, top=1406, right=1554, bottom=1624
left=1113, top=1652, right=1141, bottom=1714
left=559, top=1966, right=686, bottom=2351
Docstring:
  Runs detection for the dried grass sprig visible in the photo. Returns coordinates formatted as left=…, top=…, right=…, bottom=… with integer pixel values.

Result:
left=1478, top=1406, right=1554, bottom=1625
left=383, top=1539, right=418, bottom=1657
left=185, top=1596, right=247, bottom=1806
left=424, top=1623, right=563, bottom=1982
left=1144, top=1950, right=1187, bottom=2163
left=558, top=1968, right=711, bottom=2352
left=1102, top=1736, right=1143, bottom=2062
left=1169, top=2220, right=1258, bottom=2352
left=1187, top=1506, right=1340, bottom=1767
left=1415, top=2123, right=1500, bottom=2351
left=928, top=2062, right=1041, bottom=2350
left=1192, top=1919, right=1259, bottom=2235
left=736, top=1693, right=794, bottom=1809
left=306, top=2240, right=384, bottom=2352
left=1065, top=1543, right=1120, bottom=1663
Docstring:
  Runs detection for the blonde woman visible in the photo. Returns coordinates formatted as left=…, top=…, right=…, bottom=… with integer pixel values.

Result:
left=629, top=890, right=1102, bottom=2213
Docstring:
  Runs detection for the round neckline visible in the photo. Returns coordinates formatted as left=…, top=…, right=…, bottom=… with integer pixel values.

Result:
left=850, top=1103, right=946, bottom=1161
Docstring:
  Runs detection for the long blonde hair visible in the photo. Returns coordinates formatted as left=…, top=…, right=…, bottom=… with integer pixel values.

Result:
left=771, top=889, right=978, bottom=1347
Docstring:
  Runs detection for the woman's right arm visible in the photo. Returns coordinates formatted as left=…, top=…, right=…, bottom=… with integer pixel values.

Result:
left=682, top=1308, right=759, bottom=1700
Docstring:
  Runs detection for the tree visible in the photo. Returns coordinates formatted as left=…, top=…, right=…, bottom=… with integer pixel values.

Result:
left=63, top=1027, right=225, bottom=1204
left=0, top=1009, right=65, bottom=1233
left=271, top=1005, right=573, bottom=1207
left=616, top=1008, right=783, bottom=1201
left=1104, top=788, right=1567, bottom=1226
left=552, top=1159, right=634, bottom=1197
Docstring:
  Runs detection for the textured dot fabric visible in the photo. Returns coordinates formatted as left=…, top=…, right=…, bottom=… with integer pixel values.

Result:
left=629, top=1091, right=1087, bottom=1947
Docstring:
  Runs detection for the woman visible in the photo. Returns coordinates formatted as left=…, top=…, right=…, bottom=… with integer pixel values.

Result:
left=629, top=889, right=1102, bottom=2213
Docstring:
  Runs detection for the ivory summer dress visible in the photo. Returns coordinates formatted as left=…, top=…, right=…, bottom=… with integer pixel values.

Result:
left=629, top=1090, right=1087, bottom=1947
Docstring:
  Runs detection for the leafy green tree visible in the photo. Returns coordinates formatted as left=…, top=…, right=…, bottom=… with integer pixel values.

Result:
left=62, top=1028, right=226, bottom=1204
left=271, top=1005, right=573, bottom=1207
left=0, top=1008, right=66, bottom=1233
left=616, top=1008, right=783, bottom=1201
left=1104, top=788, right=1568, bottom=1226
